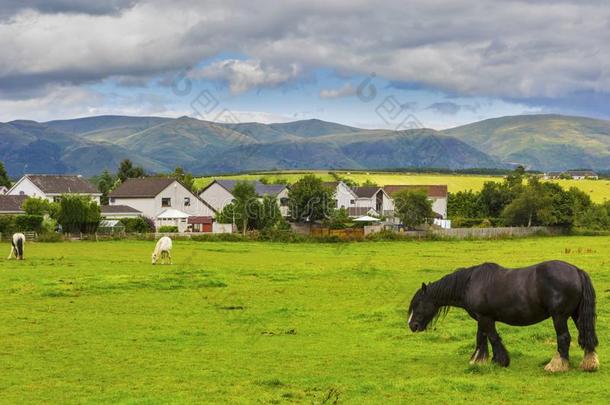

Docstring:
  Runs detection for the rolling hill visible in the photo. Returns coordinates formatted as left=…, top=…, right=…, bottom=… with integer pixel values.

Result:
left=1, top=114, right=608, bottom=177
left=442, top=114, right=610, bottom=171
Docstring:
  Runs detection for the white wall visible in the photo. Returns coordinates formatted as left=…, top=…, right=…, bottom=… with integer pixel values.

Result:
left=8, top=178, right=47, bottom=200
left=111, top=181, right=215, bottom=221
left=334, top=182, right=356, bottom=209
left=276, top=188, right=290, bottom=217
left=199, top=183, right=234, bottom=212
left=9, top=178, right=101, bottom=204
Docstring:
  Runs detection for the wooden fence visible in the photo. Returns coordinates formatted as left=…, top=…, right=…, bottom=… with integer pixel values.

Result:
left=310, top=227, right=365, bottom=240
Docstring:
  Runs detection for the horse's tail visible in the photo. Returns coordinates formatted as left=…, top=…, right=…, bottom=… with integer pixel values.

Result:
left=16, top=237, right=23, bottom=258
left=576, top=270, right=598, bottom=352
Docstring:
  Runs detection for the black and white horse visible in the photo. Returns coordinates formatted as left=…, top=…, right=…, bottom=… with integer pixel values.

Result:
left=408, top=261, right=599, bottom=372
left=7, top=233, right=25, bottom=260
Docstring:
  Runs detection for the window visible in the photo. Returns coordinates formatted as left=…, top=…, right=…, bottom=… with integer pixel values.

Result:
left=184, top=197, right=191, bottom=207
left=162, top=198, right=171, bottom=207
left=280, top=197, right=289, bottom=207
left=350, top=199, right=355, bottom=205
left=53, top=196, right=61, bottom=203
left=109, top=197, right=115, bottom=203
left=181, top=218, right=187, bottom=223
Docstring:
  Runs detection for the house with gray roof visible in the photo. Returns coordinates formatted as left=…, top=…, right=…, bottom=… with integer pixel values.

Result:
left=7, top=174, right=101, bottom=203
left=199, top=179, right=290, bottom=216
left=0, top=195, right=27, bottom=215
left=109, top=177, right=216, bottom=232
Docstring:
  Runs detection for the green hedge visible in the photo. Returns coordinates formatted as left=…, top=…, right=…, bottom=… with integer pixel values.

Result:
left=0, top=214, right=44, bottom=235
left=120, top=217, right=154, bottom=233
left=158, top=226, right=178, bottom=233
left=15, top=215, right=44, bottom=232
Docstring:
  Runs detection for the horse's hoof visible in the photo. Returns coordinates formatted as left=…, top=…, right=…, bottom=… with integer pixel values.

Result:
left=544, top=353, right=570, bottom=372
left=580, top=352, right=599, bottom=372
left=469, top=349, right=489, bottom=365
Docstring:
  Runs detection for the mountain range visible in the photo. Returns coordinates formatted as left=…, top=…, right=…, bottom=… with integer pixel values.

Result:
left=1, top=114, right=608, bottom=177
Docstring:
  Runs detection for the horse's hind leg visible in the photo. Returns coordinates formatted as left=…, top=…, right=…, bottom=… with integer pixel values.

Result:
left=480, top=317, right=509, bottom=367
left=470, top=322, right=489, bottom=365
left=545, top=315, right=570, bottom=372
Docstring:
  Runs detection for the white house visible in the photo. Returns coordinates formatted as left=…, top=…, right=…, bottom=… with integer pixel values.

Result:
left=108, top=177, right=216, bottom=232
left=199, top=179, right=290, bottom=216
left=544, top=170, right=599, bottom=180
left=323, top=181, right=359, bottom=210
left=350, top=186, right=393, bottom=217
left=8, top=174, right=101, bottom=203
left=383, top=185, right=448, bottom=219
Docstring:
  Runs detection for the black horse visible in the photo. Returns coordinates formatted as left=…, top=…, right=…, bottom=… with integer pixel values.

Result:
left=408, top=260, right=599, bottom=372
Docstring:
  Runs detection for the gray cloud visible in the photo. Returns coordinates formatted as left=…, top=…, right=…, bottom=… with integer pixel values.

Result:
left=0, top=1, right=138, bottom=19
left=1, top=0, right=610, bottom=109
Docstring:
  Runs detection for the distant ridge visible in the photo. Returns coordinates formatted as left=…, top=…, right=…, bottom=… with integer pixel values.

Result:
left=1, top=114, right=608, bottom=176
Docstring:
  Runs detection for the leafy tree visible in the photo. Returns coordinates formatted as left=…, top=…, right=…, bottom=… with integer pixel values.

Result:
left=117, top=159, right=145, bottom=182
left=256, top=195, right=286, bottom=230
left=325, top=207, right=352, bottom=229
left=22, top=197, right=59, bottom=218
left=575, top=203, right=610, bottom=230
left=501, top=179, right=553, bottom=227
left=479, top=181, right=515, bottom=218
left=393, top=190, right=434, bottom=229
left=95, top=170, right=118, bottom=204
left=216, top=182, right=261, bottom=235
left=0, top=160, right=10, bottom=188
left=56, top=195, right=101, bottom=234
left=447, top=190, right=485, bottom=219
left=170, top=167, right=195, bottom=192
left=288, top=175, right=334, bottom=223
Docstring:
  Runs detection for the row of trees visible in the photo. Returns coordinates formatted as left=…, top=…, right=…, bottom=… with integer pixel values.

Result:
left=448, top=167, right=609, bottom=229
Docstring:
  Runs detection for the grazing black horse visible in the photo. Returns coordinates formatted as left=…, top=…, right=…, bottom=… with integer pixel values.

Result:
left=408, top=260, right=599, bottom=372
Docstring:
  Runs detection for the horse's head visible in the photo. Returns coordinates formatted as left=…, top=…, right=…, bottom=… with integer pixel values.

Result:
left=408, top=283, right=438, bottom=332
left=151, top=252, right=158, bottom=265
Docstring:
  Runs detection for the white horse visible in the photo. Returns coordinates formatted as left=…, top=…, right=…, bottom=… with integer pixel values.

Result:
left=152, top=236, right=172, bottom=265
left=7, top=233, right=25, bottom=260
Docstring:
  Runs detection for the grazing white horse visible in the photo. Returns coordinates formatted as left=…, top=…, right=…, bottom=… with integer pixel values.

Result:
left=152, top=236, right=172, bottom=265
left=7, top=233, right=25, bottom=260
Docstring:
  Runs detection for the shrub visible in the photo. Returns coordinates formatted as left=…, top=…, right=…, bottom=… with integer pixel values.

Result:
left=158, top=226, right=178, bottom=233
left=15, top=215, right=44, bottom=232
left=120, top=217, right=154, bottom=233
left=37, top=232, right=63, bottom=242
left=0, top=215, right=17, bottom=237
left=57, top=195, right=101, bottom=233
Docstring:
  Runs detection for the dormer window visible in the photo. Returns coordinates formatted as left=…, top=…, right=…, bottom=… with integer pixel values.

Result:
left=162, top=198, right=171, bottom=207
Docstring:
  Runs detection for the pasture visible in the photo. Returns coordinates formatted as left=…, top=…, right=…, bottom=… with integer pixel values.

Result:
left=194, top=171, right=610, bottom=203
left=1, top=237, right=609, bottom=403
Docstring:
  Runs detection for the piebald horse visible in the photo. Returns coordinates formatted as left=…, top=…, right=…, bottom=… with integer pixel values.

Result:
left=7, top=233, right=25, bottom=260
left=408, top=261, right=599, bottom=372
left=152, top=236, right=172, bottom=265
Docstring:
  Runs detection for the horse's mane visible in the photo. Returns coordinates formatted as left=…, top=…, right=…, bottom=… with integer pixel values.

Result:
left=427, top=264, right=491, bottom=324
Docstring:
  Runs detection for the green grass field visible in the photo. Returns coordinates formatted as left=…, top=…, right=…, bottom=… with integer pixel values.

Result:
left=194, top=171, right=610, bottom=203
left=1, top=237, right=609, bottom=403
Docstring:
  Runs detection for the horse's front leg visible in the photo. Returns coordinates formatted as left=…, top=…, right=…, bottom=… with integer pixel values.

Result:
left=469, top=322, right=489, bottom=365
left=545, top=315, right=570, bottom=372
left=480, top=317, right=510, bottom=367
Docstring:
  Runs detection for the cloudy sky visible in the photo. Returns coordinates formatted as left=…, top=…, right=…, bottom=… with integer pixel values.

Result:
left=1, top=0, right=609, bottom=129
